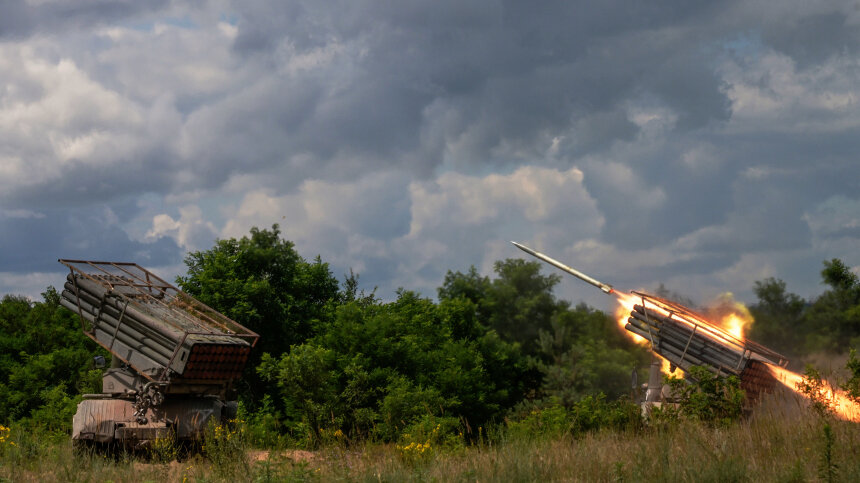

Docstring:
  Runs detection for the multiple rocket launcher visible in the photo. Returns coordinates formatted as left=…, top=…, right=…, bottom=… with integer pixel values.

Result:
left=59, top=260, right=259, bottom=443
left=58, top=260, right=258, bottom=387
left=511, top=242, right=788, bottom=398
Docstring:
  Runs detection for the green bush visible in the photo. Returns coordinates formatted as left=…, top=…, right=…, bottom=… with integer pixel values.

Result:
left=664, top=366, right=745, bottom=426
left=839, top=348, right=860, bottom=404
left=570, top=394, right=642, bottom=436
left=407, top=415, right=464, bottom=448
left=505, top=394, right=642, bottom=441
left=239, top=397, right=288, bottom=449
left=0, top=290, right=106, bottom=429
left=259, top=290, right=531, bottom=444
left=506, top=404, right=570, bottom=441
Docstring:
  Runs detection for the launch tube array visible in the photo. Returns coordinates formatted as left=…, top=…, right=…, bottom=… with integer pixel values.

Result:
left=625, top=304, right=747, bottom=374
left=60, top=271, right=252, bottom=382
left=626, top=304, right=747, bottom=374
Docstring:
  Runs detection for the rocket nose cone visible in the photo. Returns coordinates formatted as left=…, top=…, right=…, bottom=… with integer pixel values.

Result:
left=511, top=241, right=531, bottom=253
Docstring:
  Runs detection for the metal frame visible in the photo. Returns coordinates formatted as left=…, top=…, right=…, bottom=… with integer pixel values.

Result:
left=630, top=291, right=789, bottom=376
left=59, top=259, right=259, bottom=383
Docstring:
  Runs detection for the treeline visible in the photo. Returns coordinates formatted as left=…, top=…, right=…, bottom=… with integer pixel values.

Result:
left=0, top=225, right=858, bottom=445
left=176, top=226, right=648, bottom=444
left=748, top=258, right=860, bottom=365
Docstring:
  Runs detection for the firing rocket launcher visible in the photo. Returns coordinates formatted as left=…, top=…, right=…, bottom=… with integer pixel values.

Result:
left=59, top=259, right=259, bottom=446
left=511, top=242, right=788, bottom=402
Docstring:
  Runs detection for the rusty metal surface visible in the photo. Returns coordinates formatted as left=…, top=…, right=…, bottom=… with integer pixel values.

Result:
left=740, top=360, right=780, bottom=403
left=115, top=422, right=171, bottom=441
left=73, top=396, right=226, bottom=442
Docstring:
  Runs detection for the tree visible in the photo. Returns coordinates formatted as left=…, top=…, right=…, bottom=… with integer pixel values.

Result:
left=748, top=260, right=860, bottom=356
left=802, top=259, right=860, bottom=353
left=440, top=262, right=647, bottom=407
left=534, top=304, right=650, bottom=405
left=439, top=259, right=566, bottom=355
left=177, top=225, right=340, bottom=358
left=177, top=225, right=341, bottom=404
left=259, top=290, right=532, bottom=443
left=821, top=258, right=859, bottom=292
left=0, top=288, right=104, bottom=429
left=748, top=277, right=806, bottom=358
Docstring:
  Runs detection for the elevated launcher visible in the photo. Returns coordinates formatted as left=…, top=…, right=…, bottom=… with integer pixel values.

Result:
left=511, top=242, right=788, bottom=400
left=59, top=259, right=259, bottom=444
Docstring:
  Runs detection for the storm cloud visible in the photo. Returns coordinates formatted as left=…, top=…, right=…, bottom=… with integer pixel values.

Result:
left=1, top=0, right=859, bottom=311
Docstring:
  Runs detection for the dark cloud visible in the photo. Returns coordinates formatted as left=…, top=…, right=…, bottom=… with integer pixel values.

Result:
left=0, top=208, right=181, bottom=273
left=2, top=0, right=860, bottom=307
left=212, top=0, right=737, bottom=182
left=2, top=153, right=176, bottom=211
left=763, top=11, right=859, bottom=67
left=0, top=0, right=169, bottom=40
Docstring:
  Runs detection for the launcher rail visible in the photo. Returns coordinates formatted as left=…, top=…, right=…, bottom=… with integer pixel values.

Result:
left=58, top=259, right=259, bottom=385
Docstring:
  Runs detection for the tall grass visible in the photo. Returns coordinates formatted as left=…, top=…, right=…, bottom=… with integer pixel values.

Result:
left=2, top=392, right=859, bottom=482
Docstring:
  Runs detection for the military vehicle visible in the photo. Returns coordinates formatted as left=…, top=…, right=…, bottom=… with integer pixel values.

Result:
left=511, top=242, right=789, bottom=405
left=58, top=259, right=259, bottom=447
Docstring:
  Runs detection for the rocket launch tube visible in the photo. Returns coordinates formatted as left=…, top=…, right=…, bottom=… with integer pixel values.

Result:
left=511, top=241, right=614, bottom=294
left=628, top=311, right=745, bottom=368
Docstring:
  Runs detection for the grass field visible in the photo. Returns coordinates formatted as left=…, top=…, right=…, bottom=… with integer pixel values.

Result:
left=1, top=394, right=857, bottom=482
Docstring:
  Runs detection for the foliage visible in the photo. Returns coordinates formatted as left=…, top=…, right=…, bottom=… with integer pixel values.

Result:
left=569, top=394, right=643, bottom=435
left=534, top=305, right=649, bottom=404
left=802, top=259, right=860, bottom=353
left=177, top=225, right=338, bottom=353
left=0, top=424, right=15, bottom=455
left=178, top=225, right=340, bottom=355
left=8, top=409, right=860, bottom=482
left=401, top=415, right=465, bottom=450
left=395, top=416, right=464, bottom=465
left=203, top=418, right=249, bottom=479
left=260, top=291, right=532, bottom=444
left=819, top=423, right=838, bottom=483
left=439, top=260, right=564, bottom=355
left=505, top=395, right=642, bottom=441
left=747, top=277, right=806, bottom=358
left=240, top=396, right=289, bottom=449
left=664, top=366, right=745, bottom=426
left=797, top=364, right=837, bottom=418
left=0, top=288, right=105, bottom=430
left=4, top=223, right=858, bottom=451
left=840, top=348, right=860, bottom=404
left=505, top=404, right=571, bottom=441
left=441, top=261, right=648, bottom=406
left=177, top=224, right=340, bottom=404
left=749, top=259, right=860, bottom=357
left=257, top=345, right=339, bottom=443
left=148, top=431, right=178, bottom=464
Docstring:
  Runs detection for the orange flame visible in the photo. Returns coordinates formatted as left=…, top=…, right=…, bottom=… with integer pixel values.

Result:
left=720, top=313, right=747, bottom=340
left=613, top=292, right=648, bottom=345
left=613, top=292, right=674, bottom=373
left=706, top=293, right=753, bottom=340
left=767, top=364, right=860, bottom=422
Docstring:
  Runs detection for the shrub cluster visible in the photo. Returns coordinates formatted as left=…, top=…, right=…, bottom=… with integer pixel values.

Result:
left=505, top=395, right=643, bottom=441
left=662, top=366, right=745, bottom=427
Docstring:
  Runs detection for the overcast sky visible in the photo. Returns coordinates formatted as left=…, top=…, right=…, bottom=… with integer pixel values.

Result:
left=2, top=0, right=859, bottom=312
